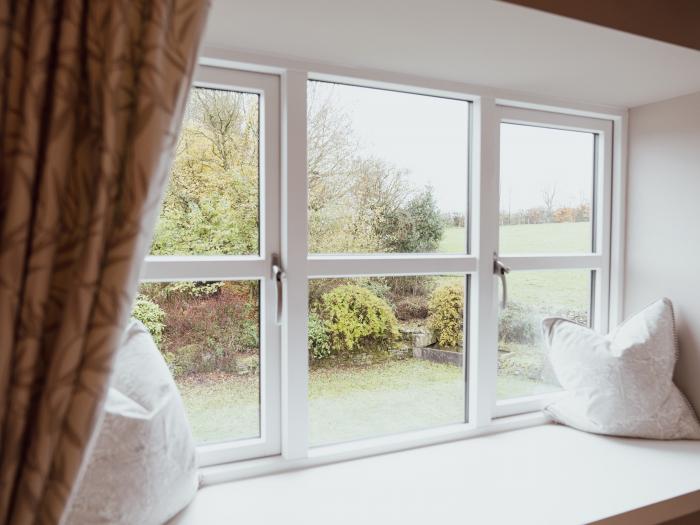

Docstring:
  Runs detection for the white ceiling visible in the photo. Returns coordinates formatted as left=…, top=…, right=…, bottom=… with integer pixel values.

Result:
left=203, top=0, right=700, bottom=109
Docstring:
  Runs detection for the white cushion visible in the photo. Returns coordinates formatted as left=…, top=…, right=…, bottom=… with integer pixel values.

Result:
left=66, top=320, right=198, bottom=525
left=542, top=298, right=700, bottom=440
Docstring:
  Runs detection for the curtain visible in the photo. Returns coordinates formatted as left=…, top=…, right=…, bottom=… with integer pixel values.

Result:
left=0, top=1, right=209, bottom=523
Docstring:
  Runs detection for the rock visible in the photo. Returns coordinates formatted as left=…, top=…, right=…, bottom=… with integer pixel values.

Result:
left=413, top=329, right=436, bottom=348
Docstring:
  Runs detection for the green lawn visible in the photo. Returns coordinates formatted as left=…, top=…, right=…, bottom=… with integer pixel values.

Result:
left=438, top=226, right=467, bottom=253
left=179, top=360, right=559, bottom=446
left=178, top=374, right=260, bottom=443
left=438, top=222, right=591, bottom=254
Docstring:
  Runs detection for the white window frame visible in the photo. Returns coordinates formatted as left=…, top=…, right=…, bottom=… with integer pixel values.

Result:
left=489, top=106, right=614, bottom=419
left=141, top=66, right=282, bottom=466
left=137, top=48, right=628, bottom=483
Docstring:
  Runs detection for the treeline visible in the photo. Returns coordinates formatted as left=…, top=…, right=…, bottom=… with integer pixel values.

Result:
left=500, top=203, right=590, bottom=226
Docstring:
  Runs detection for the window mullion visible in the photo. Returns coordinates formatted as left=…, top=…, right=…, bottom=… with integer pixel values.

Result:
left=307, top=255, right=477, bottom=277
left=469, top=96, right=500, bottom=428
left=498, top=254, right=605, bottom=272
left=280, top=69, right=310, bottom=460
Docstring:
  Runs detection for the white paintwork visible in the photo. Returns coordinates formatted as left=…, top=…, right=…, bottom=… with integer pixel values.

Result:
left=471, top=96, right=500, bottom=426
left=203, top=0, right=700, bottom=109
left=625, top=91, right=700, bottom=414
left=169, top=424, right=700, bottom=525
left=199, top=412, right=548, bottom=486
left=280, top=70, right=310, bottom=459
left=609, top=114, right=629, bottom=326
left=307, top=255, right=477, bottom=277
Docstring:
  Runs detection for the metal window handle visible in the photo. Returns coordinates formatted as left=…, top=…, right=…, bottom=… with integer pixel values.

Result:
left=272, top=255, right=286, bottom=325
left=493, top=255, right=510, bottom=310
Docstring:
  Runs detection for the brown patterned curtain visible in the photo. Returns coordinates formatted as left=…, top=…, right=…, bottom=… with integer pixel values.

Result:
left=0, top=1, right=209, bottom=523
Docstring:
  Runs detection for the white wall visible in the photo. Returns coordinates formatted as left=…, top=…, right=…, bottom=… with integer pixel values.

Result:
left=625, top=91, right=700, bottom=409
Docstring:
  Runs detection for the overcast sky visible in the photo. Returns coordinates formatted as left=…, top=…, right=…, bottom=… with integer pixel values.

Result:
left=316, top=81, right=594, bottom=215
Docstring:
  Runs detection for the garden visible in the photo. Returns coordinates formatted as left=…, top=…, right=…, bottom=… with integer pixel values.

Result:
left=131, top=83, right=590, bottom=445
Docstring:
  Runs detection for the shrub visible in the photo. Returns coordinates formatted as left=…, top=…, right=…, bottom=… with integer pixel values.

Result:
left=373, top=187, right=444, bottom=253
left=428, top=285, right=463, bottom=348
left=153, top=281, right=260, bottom=377
left=164, top=280, right=224, bottom=298
left=394, top=296, right=429, bottom=321
left=499, top=302, right=536, bottom=345
left=319, top=285, right=400, bottom=354
left=163, top=344, right=200, bottom=377
left=356, top=276, right=391, bottom=301
left=308, top=312, right=332, bottom=360
left=132, top=293, right=166, bottom=345
left=240, top=317, right=260, bottom=348
left=387, top=275, right=434, bottom=298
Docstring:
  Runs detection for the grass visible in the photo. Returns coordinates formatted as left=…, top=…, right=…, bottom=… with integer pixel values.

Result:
left=438, top=226, right=467, bottom=253
left=438, top=222, right=591, bottom=254
left=178, top=359, right=560, bottom=446
left=178, top=373, right=260, bottom=443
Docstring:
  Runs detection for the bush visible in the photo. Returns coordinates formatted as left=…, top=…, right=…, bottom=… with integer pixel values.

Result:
left=132, top=293, right=166, bottom=345
left=499, top=302, right=536, bottom=345
left=308, top=312, right=332, bottom=360
left=163, top=344, right=200, bottom=377
left=394, top=296, right=429, bottom=321
left=373, top=187, right=444, bottom=253
left=356, top=276, right=391, bottom=301
left=164, top=280, right=224, bottom=298
left=386, top=275, right=434, bottom=299
left=149, top=281, right=259, bottom=378
left=319, top=285, right=400, bottom=354
left=428, top=285, right=463, bottom=348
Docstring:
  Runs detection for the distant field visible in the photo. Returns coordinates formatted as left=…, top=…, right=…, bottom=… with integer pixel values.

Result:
left=438, top=222, right=591, bottom=312
left=438, top=222, right=591, bottom=254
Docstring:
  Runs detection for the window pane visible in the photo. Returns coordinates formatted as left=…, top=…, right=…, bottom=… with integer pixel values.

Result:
left=308, top=81, right=469, bottom=255
left=308, top=275, right=467, bottom=446
left=497, top=270, right=591, bottom=400
left=132, top=280, right=260, bottom=444
left=499, top=124, right=594, bottom=254
left=151, top=87, right=260, bottom=256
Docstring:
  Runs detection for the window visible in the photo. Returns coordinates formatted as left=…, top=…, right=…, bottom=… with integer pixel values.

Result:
left=306, top=81, right=471, bottom=446
left=138, top=67, right=281, bottom=464
left=133, top=64, right=616, bottom=468
left=308, top=275, right=467, bottom=446
left=493, top=107, right=612, bottom=417
left=307, top=81, right=469, bottom=255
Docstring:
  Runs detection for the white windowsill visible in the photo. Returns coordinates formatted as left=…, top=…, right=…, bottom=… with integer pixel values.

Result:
left=171, top=422, right=700, bottom=525
left=198, top=411, right=550, bottom=484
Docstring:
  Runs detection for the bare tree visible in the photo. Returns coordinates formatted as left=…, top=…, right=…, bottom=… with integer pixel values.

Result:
left=541, top=184, right=557, bottom=221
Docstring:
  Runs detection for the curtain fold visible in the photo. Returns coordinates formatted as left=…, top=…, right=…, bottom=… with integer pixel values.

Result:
left=0, top=1, right=209, bottom=523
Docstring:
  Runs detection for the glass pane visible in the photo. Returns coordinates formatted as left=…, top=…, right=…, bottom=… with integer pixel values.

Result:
left=151, top=87, right=260, bottom=256
left=308, top=275, right=466, bottom=446
left=499, top=124, right=594, bottom=254
left=132, top=280, right=260, bottom=444
left=497, top=270, right=591, bottom=400
left=307, top=81, right=469, bottom=255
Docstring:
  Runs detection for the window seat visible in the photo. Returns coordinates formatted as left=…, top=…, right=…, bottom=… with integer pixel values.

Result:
left=168, top=424, right=700, bottom=525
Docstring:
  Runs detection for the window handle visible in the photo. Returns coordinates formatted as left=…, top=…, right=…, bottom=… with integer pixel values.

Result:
left=493, top=254, right=510, bottom=310
left=272, top=255, right=286, bottom=325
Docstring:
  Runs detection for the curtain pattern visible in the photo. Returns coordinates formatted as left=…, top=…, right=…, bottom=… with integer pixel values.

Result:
left=0, top=1, right=209, bottom=523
